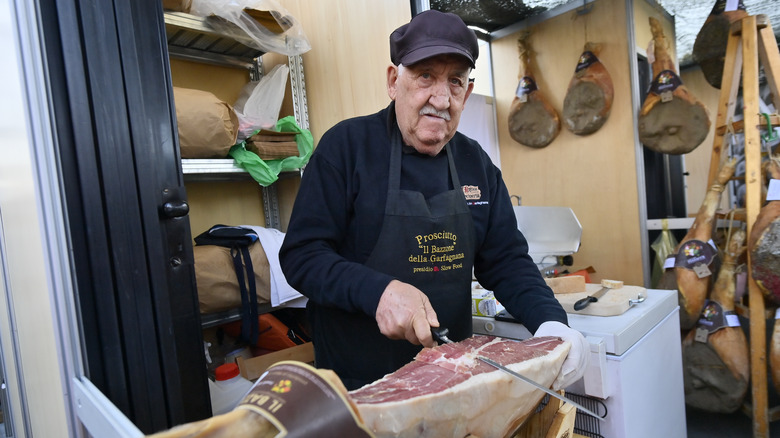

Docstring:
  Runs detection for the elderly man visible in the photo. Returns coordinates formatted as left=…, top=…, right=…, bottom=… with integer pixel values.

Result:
left=280, top=9, right=588, bottom=390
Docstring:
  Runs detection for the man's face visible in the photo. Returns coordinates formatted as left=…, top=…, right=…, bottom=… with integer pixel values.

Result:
left=387, top=56, right=474, bottom=156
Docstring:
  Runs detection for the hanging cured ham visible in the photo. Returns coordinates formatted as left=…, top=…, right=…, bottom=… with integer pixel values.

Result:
left=771, top=310, right=780, bottom=395
left=750, top=158, right=780, bottom=395
left=562, top=42, right=614, bottom=135
left=508, top=33, right=560, bottom=148
left=660, top=157, right=736, bottom=330
left=682, top=228, right=749, bottom=413
left=693, top=0, right=748, bottom=89
left=638, top=17, right=711, bottom=155
left=748, top=158, right=780, bottom=305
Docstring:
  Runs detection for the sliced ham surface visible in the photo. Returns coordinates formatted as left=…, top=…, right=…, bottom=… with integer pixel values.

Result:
left=350, top=335, right=568, bottom=438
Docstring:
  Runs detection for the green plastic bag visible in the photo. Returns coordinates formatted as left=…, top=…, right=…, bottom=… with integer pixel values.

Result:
left=229, top=116, right=314, bottom=186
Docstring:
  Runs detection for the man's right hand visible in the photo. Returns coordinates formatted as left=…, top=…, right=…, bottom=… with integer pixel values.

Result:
left=375, top=280, right=439, bottom=348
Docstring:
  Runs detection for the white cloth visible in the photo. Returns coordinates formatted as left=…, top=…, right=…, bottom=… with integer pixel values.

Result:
left=534, top=321, right=589, bottom=390
left=243, top=225, right=307, bottom=308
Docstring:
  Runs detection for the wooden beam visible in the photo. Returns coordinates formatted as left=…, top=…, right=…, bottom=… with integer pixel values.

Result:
left=715, top=115, right=780, bottom=136
left=706, top=19, right=743, bottom=189
left=741, top=14, right=770, bottom=438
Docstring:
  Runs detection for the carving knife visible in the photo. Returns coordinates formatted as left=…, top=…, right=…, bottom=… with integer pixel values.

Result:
left=431, top=328, right=605, bottom=421
left=573, top=279, right=624, bottom=311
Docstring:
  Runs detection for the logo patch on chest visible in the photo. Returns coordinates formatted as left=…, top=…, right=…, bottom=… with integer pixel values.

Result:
left=462, top=185, right=481, bottom=200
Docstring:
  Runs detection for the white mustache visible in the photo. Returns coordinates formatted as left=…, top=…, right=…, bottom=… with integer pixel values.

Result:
left=419, top=105, right=451, bottom=121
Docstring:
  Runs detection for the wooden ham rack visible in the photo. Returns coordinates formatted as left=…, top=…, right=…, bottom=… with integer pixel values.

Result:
left=513, top=392, right=577, bottom=438
left=705, top=14, right=780, bottom=437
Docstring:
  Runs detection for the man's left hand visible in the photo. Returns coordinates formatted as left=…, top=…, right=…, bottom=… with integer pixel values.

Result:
left=534, top=321, right=589, bottom=390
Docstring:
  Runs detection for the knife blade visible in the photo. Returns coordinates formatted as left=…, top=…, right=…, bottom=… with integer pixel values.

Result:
left=431, top=328, right=604, bottom=421
left=477, top=356, right=605, bottom=421
left=573, top=279, right=624, bottom=311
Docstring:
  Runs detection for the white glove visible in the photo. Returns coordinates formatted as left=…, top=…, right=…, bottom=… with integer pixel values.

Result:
left=534, top=321, right=589, bottom=390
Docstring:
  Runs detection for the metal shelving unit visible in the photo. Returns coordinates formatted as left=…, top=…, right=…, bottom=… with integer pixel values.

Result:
left=165, top=11, right=308, bottom=327
left=164, top=11, right=264, bottom=69
left=165, top=11, right=308, bottom=230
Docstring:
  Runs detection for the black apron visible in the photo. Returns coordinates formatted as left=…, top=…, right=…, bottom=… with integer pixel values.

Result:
left=310, top=119, right=477, bottom=390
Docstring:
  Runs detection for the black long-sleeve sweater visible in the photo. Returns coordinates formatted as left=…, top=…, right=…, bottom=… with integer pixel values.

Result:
left=279, top=104, right=567, bottom=333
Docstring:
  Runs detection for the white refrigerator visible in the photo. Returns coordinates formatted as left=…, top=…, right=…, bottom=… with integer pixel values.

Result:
left=473, top=288, right=686, bottom=438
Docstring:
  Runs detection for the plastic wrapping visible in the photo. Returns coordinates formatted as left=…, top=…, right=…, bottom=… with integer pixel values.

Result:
left=190, top=0, right=311, bottom=56
left=229, top=116, right=313, bottom=186
left=651, top=219, right=679, bottom=288
left=233, top=63, right=289, bottom=141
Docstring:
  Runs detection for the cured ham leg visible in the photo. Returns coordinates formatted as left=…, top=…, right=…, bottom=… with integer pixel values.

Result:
left=772, top=314, right=780, bottom=395
left=661, top=157, right=737, bottom=330
left=146, top=409, right=276, bottom=438
left=508, top=33, right=560, bottom=148
left=748, top=158, right=780, bottom=304
left=693, top=0, right=748, bottom=89
left=682, top=229, right=749, bottom=412
left=638, top=17, right=711, bottom=155
left=748, top=157, right=780, bottom=394
left=350, top=335, right=569, bottom=438
left=146, top=365, right=370, bottom=438
left=562, top=42, right=614, bottom=135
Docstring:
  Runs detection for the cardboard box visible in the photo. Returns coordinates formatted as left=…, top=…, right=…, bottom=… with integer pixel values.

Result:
left=237, top=342, right=314, bottom=381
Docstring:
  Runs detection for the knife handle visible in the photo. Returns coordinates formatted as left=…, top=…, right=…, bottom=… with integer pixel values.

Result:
left=431, top=327, right=451, bottom=344
left=573, top=295, right=597, bottom=311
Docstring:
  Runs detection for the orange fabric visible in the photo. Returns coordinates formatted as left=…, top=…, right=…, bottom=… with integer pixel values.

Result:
left=566, top=269, right=591, bottom=283
left=224, top=314, right=298, bottom=351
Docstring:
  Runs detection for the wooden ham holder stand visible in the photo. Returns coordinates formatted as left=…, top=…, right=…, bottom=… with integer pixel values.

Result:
left=705, top=13, right=780, bottom=437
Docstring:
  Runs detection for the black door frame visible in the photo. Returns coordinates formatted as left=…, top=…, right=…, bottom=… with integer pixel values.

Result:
left=37, top=0, right=209, bottom=432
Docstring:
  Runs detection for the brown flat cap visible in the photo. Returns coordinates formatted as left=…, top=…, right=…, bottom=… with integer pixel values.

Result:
left=390, top=10, right=479, bottom=68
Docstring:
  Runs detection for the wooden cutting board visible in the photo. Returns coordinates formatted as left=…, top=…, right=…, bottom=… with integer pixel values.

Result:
left=555, top=283, right=647, bottom=316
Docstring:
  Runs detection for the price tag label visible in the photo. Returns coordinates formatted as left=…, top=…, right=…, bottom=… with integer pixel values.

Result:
left=767, top=179, right=780, bottom=201
left=725, top=313, right=741, bottom=328
left=669, top=240, right=717, bottom=276
left=694, top=263, right=712, bottom=278
left=694, top=327, right=709, bottom=343
left=238, top=362, right=374, bottom=438
left=515, top=76, right=537, bottom=101
left=725, top=0, right=740, bottom=12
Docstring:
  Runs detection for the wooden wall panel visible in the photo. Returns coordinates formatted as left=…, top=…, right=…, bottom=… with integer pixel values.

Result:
left=492, top=0, right=644, bottom=285
left=681, top=66, right=722, bottom=214
left=185, top=181, right=265, bottom=235
left=269, top=0, right=411, bottom=143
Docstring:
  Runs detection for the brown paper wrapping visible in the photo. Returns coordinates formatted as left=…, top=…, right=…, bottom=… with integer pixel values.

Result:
left=194, top=243, right=272, bottom=314
left=174, top=87, right=239, bottom=158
